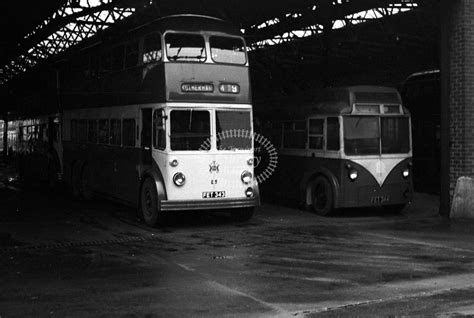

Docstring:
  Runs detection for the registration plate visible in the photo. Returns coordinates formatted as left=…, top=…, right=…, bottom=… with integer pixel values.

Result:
left=202, top=191, right=226, bottom=199
left=371, top=195, right=389, bottom=204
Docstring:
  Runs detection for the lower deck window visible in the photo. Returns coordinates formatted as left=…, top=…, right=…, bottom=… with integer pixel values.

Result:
left=170, top=110, right=210, bottom=151
left=216, top=111, right=251, bottom=150
left=122, top=119, right=136, bottom=147
left=110, top=119, right=121, bottom=145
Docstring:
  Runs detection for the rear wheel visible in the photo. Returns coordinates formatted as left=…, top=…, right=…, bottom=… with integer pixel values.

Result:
left=140, top=178, right=166, bottom=227
left=310, top=176, right=334, bottom=216
left=232, top=207, right=255, bottom=222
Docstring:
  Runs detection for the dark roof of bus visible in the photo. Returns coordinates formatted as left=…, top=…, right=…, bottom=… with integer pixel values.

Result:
left=256, top=86, right=406, bottom=119
left=53, top=14, right=244, bottom=63
left=308, top=86, right=403, bottom=115
left=138, top=14, right=243, bottom=36
left=404, top=69, right=440, bottom=83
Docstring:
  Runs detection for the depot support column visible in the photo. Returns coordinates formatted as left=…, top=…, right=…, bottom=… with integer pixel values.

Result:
left=440, top=0, right=474, bottom=216
left=2, top=115, right=7, bottom=159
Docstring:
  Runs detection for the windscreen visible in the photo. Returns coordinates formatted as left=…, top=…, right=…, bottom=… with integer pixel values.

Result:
left=210, top=36, right=246, bottom=65
left=165, top=33, right=206, bottom=62
left=381, top=117, right=410, bottom=154
left=170, top=110, right=210, bottom=151
left=216, top=111, right=252, bottom=150
left=343, top=116, right=410, bottom=155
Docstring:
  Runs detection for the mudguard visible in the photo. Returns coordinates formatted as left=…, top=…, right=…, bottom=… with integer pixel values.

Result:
left=140, top=161, right=167, bottom=204
left=300, top=167, right=341, bottom=208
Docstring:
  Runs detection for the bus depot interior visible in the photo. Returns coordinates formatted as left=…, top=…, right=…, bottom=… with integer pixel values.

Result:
left=4, top=1, right=474, bottom=317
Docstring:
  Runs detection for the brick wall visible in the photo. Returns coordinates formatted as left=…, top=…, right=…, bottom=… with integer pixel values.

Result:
left=448, top=0, right=474, bottom=198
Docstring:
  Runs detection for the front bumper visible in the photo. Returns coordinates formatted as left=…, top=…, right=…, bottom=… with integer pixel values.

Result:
left=160, top=196, right=260, bottom=211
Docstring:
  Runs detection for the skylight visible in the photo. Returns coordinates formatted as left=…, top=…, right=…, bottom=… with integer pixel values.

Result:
left=248, top=1, right=418, bottom=50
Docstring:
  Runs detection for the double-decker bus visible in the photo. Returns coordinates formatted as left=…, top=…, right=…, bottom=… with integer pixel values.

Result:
left=259, top=86, right=413, bottom=215
left=11, top=14, right=259, bottom=226
left=6, top=115, right=62, bottom=186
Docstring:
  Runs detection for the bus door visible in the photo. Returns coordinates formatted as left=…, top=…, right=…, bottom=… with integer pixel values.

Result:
left=140, top=108, right=153, bottom=166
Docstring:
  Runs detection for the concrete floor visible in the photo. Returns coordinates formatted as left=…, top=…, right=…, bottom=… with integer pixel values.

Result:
left=1, top=176, right=474, bottom=317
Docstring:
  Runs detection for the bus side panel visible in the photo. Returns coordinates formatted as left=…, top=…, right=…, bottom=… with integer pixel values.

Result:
left=94, top=144, right=115, bottom=193
left=262, top=154, right=342, bottom=206
left=114, top=146, right=141, bottom=205
left=63, top=141, right=142, bottom=205
left=62, top=141, right=82, bottom=187
left=261, top=154, right=305, bottom=203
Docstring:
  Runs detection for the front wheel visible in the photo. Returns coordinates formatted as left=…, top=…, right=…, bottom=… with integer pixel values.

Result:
left=232, top=207, right=255, bottom=222
left=309, top=176, right=334, bottom=216
left=140, top=178, right=166, bottom=227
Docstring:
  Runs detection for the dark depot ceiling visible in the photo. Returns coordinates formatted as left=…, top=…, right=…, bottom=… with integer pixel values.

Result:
left=0, top=0, right=64, bottom=66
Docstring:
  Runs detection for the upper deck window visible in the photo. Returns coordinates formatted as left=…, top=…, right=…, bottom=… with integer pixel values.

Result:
left=143, top=33, right=162, bottom=64
left=125, top=41, right=139, bottom=68
left=165, top=33, right=206, bottom=63
left=210, top=36, right=246, bottom=65
left=102, top=46, right=124, bottom=71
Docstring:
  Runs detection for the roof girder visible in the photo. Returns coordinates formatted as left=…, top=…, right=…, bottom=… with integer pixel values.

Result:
left=244, top=0, right=421, bottom=45
left=0, top=0, right=143, bottom=85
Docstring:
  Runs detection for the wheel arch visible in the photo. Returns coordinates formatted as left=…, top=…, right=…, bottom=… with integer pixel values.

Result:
left=139, top=166, right=167, bottom=209
left=300, top=167, right=341, bottom=209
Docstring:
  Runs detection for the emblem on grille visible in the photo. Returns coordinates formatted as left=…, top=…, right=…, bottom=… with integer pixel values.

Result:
left=209, top=161, right=220, bottom=173
left=200, top=129, right=278, bottom=184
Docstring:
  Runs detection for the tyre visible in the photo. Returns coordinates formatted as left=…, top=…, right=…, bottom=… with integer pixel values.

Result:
left=310, top=176, right=334, bottom=216
left=232, top=207, right=255, bottom=222
left=140, top=178, right=166, bottom=227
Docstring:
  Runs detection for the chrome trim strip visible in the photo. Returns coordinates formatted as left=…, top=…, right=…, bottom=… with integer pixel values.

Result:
left=160, top=197, right=259, bottom=211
